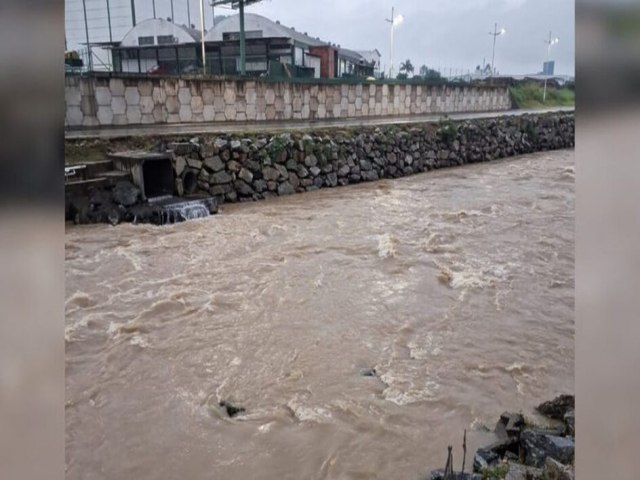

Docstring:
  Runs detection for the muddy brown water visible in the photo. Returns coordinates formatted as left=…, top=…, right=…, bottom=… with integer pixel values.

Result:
left=65, top=149, right=574, bottom=480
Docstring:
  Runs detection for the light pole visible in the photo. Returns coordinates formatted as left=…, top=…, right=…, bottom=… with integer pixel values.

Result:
left=488, top=23, right=506, bottom=81
left=199, top=0, right=207, bottom=74
left=385, top=7, right=403, bottom=78
left=543, top=31, right=559, bottom=103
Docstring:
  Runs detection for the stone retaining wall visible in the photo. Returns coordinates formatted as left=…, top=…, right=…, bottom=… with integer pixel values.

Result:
left=167, top=112, right=574, bottom=205
left=64, top=75, right=512, bottom=128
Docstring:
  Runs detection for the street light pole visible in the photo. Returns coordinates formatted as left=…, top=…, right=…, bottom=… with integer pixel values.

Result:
left=199, top=0, right=207, bottom=74
left=387, top=7, right=394, bottom=78
left=385, top=7, right=403, bottom=78
left=239, top=0, right=246, bottom=75
left=488, top=23, right=505, bottom=82
left=543, top=31, right=559, bottom=103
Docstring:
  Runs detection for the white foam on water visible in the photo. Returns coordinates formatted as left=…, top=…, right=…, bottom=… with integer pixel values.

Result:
left=422, top=232, right=458, bottom=254
left=379, top=369, right=440, bottom=406
left=114, top=246, right=143, bottom=271
left=129, top=334, right=149, bottom=348
left=376, top=233, right=398, bottom=258
left=287, top=396, right=332, bottom=423
left=65, top=317, right=89, bottom=342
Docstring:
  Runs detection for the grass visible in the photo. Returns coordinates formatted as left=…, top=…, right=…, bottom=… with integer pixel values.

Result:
left=510, top=82, right=575, bottom=109
left=481, top=463, right=510, bottom=480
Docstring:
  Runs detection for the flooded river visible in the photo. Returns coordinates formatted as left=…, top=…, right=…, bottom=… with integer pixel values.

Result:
left=65, top=149, right=574, bottom=480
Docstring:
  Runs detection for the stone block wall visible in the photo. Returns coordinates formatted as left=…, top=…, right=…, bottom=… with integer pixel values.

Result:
left=166, top=112, right=574, bottom=205
left=65, top=75, right=512, bottom=128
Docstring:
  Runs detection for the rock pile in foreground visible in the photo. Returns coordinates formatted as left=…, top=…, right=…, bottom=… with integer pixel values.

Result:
left=429, top=394, right=575, bottom=480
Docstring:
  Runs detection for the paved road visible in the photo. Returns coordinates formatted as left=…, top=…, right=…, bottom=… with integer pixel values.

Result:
left=65, top=107, right=574, bottom=140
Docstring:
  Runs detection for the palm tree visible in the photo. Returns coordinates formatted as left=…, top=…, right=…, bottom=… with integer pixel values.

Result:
left=399, top=59, right=414, bottom=76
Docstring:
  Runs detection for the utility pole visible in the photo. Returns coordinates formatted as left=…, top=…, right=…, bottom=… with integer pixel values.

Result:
left=130, top=0, right=136, bottom=26
left=171, top=0, right=175, bottom=22
left=386, top=7, right=394, bottom=78
left=106, top=0, right=113, bottom=43
left=384, top=7, right=402, bottom=78
left=187, top=0, right=192, bottom=27
left=199, top=0, right=206, bottom=74
left=488, top=23, right=505, bottom=83
left=81, top=0, right=92, bottom=70
left=239, top=0, right=246, bottom=74
left=543, top=31, right=559, bottom=103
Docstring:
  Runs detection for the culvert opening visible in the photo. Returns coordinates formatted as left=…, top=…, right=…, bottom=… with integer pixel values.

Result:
left=182, top=170, right=198, bottom=195
left=142, top=158, right=174, bottom=198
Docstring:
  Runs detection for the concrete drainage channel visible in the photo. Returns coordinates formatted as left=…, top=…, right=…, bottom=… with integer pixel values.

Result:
left=65, top=151, right=218, bottom=225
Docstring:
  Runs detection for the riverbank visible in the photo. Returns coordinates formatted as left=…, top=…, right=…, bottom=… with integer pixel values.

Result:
left=65, top=111, right=574, bottom=225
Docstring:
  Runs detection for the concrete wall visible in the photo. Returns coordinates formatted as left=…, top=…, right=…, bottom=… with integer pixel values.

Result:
left=64, top=75, right=512, bottom=128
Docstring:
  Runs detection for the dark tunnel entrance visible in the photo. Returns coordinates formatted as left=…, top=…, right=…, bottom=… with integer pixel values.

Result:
left=142, top=158, right=174, bottom=199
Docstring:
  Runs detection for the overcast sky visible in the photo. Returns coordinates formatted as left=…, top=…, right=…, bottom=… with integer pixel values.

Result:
left=66, top=0, right=575, bottom=75
left=243, top=0, right=575, bottom=75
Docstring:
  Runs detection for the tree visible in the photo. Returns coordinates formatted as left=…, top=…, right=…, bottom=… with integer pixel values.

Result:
left=419, top=64, right=441, bottom=80
left=399, top=59, right=414, bottom=76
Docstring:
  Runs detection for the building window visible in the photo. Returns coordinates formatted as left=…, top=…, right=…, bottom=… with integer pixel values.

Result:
left=157, top=35, right=175, bottom=45
left=138, top=36, right=154, bottom=46
left=223, top=30, right=263, bottom=41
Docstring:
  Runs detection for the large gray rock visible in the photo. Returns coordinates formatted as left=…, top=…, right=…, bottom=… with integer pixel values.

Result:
left=211, top=171, right=233, bottom=184
left=203, top=156, right=225, bottom=172
left=309, top=166, right=321, bottom=177
left=520, top=430, right=574, bottom=468
left=536, top=395, right=574, bottom=421
left=234, top=180, right=254, bottom=196
left=289, top=172, right=300, bottom=189
left=186, top=158, right=202, bottom=170
left=253, top=179, right=267, bottom=193
left=227, top=160, right=241, bottom=172
left=263, top=166, right=280, bottom=181
left=277, top=181, right=295, bottom=196
left=112, top=181, right=140, bottom=206
left=174, top=156, right=187, bottom=176
left=359, top=159, right=373, bottom=170
left=275, top=164, right=288, bottom=179
left=304, top=154, right=318, bottom=167
left=496, top=412, right=525, bottom=440
left=361, top=170, right=379, bottom=182
left=337, top=165, right=350, bottom=177
left=238, top=168, right=253, bottom=183
left=473, top=448, right=500, bottom=472
left=297, top=164, right=309, bottom=178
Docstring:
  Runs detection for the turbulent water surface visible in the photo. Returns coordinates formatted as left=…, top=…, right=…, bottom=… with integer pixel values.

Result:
left=65, top=149, right=574, bottom=480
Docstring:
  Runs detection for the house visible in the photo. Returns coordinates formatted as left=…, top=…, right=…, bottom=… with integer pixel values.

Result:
left=111, top=18, right=204, bottom=74
left=203, top=13, right=375, bottom=78
left=106, top=13, right=377, bottom=79
left=355, top=49, right=382, bottom=77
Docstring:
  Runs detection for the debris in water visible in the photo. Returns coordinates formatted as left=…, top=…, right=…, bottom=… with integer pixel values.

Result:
left=219, top=400, right=245, bottom=418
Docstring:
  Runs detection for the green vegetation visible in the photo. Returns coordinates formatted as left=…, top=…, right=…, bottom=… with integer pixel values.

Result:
left=438, top=118, right=459, bottom=144
left=510, top=82, right=575, bottom=109
left=481, top=463, right=510, bottom=480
